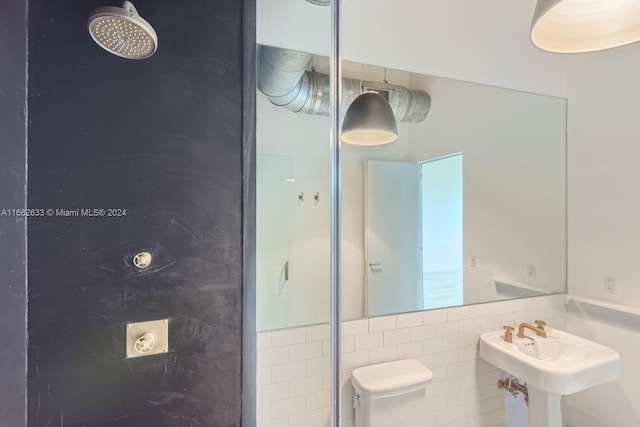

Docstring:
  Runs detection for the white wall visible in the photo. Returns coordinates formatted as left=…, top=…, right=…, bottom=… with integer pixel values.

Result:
left=257, top=0, right=568, bottom=97
left=566, top=44, right=640, bottom=306
left=564, top=43, right=640, bottom=427
left=564, top=304, right=640, bottom=427
left=256, top=294, right=566, bottom=427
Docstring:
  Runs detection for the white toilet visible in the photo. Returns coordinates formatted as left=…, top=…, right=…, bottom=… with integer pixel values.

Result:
left=351, top=359, right=433, bottom=427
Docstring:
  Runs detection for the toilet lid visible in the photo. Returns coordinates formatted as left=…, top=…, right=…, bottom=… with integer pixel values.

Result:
left=351, top=359, right=433, bottom=397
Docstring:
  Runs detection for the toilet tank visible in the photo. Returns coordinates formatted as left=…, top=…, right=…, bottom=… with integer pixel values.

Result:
left=351, top=359, right=433, bottom=427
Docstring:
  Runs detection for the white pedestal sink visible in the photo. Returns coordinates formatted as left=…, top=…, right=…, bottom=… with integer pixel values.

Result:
left=479, top=327, right=620, bottom=427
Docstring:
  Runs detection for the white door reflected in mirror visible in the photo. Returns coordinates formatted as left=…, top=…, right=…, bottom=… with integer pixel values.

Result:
left=365, top=155, right=464, bottom=317
left=366, top=160, right=422, bottom=317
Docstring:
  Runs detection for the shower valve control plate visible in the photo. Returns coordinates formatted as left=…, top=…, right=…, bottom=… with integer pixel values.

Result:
left=126, top=319, right=168, bottom=359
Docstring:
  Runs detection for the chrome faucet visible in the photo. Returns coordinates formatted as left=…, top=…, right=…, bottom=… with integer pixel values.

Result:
left=517, top=321, right=547, bottom=339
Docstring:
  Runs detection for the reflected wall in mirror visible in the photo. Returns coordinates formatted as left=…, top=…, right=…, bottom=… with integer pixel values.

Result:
left=256, top=47, right=332, bottom=331
left=256, top=0, right=333, bottom=334
left=256, top=47, right=567, bottom=331
left=256, top=154, right=296, bottom=330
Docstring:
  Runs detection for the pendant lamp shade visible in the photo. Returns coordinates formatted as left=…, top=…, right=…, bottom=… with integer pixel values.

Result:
left=531, top=0, right=640, bottom=53
left=341, top=91, right=398, bottom=146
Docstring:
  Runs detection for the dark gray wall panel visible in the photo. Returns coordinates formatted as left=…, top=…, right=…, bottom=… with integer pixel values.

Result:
left=27, top=1, right=244, bottom=426
left=0, top=0, right=28, bottom=425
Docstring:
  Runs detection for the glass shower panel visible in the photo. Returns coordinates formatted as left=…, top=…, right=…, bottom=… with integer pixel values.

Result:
left=255, top=1, right=333, bottom=426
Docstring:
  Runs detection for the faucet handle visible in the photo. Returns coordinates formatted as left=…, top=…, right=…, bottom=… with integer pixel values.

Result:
left=534, top=320, right=546, bottom=330
left=502, top=326, right=515, bottom=343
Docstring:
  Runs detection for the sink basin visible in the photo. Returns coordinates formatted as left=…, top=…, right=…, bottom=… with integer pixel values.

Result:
left=516, top=336, right=591, bottom=364
left=479, top=327, right=620, bottom=395
left=480, top=326, right=620, bottom=426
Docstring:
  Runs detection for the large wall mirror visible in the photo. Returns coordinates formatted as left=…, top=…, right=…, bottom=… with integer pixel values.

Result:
left=256, top=0, right=567, bottom=332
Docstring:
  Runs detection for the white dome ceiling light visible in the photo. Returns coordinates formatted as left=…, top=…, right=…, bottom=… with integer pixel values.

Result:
left=531, top=0, right=640, bottom=53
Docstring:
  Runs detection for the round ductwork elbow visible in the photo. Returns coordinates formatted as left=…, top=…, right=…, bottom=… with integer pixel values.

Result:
left=257, top=45, right=431, bottom=123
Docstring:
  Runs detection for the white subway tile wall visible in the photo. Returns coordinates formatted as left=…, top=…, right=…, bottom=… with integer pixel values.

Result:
left=256, top=294, right=566, bottom=427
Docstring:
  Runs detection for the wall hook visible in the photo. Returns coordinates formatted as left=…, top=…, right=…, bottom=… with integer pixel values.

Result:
left=314, top=192, right=320, bottom=202
left=298, top=192, right=304, bottom=202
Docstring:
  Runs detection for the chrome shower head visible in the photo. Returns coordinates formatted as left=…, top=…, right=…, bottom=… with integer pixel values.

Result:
left=88, top=1, right=157, bottom=59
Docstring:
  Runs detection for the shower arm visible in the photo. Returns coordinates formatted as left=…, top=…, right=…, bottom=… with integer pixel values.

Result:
left=122, top=1, right=138, bottom=15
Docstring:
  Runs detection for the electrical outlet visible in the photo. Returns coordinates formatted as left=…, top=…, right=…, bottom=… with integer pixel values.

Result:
left=527, top=263, right=536, bottom=278
left=605, top=275, right=617, bottom=294
left=471, top=256, right=477, bottom=268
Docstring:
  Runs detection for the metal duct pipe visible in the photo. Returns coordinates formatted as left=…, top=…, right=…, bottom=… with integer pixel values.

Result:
left=257, top=45, right=431, bottom=123
left=257, top=46, right=311, bottom=109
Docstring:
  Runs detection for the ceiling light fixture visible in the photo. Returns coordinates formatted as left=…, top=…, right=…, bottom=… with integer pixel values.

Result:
left=341, top=91, right=398, bottom=146
left=531, top=0, right=640, bottom=53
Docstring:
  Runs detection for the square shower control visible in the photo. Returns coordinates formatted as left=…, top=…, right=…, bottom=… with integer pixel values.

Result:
left=126, top=319, right=169, bottom=359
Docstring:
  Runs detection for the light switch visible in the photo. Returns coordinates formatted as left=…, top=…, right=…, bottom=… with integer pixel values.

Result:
left=126, top=319, right=168, bottom=358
